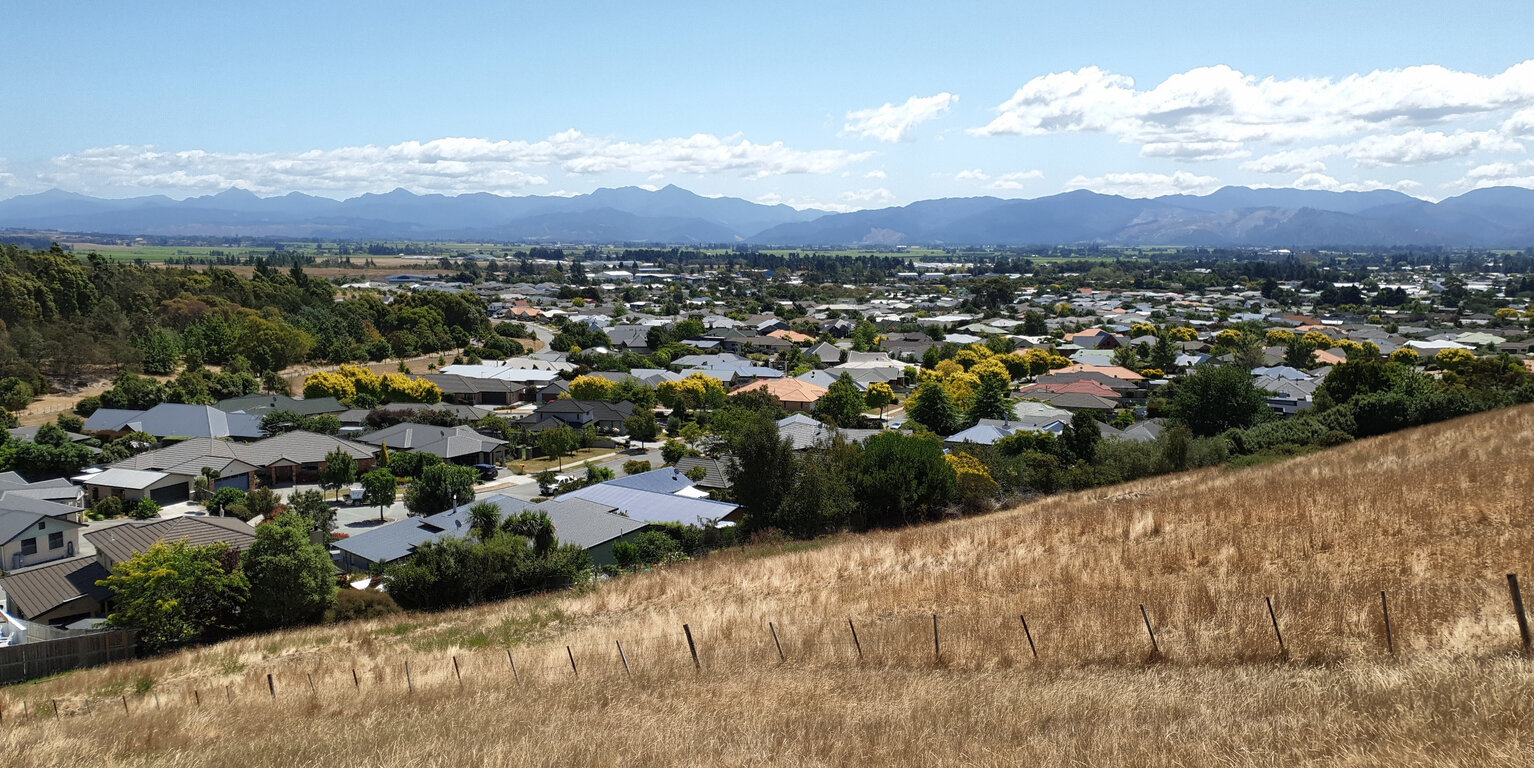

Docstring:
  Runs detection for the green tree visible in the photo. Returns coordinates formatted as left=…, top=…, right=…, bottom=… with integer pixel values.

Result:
left=537, top=425, right=579, bottom=470
left=320, top=448, right=358, bottom=501
left=97, top=541, right=248, bottom=652
left=0, top=377, right=34, bottom=412
left=853, top=432, right=956, bottom=527
left=405, top=463, right=477, bottom=516
left=729, top=413, right=797, bottom=532
left=1062, top=410, right=1101, bottom=463
left=1166, top=364, right=1272, bottom=437
left=908, top=379, right=964, bottom=436
left=966, top=367, right=1015, bottom=425
left=468, top=501, right=502, bottom=542
left=624, top=410, right=660, bottom=442
left=242, top=513, right=337, bottom=631
left=814, top=373, right=867, bottom=428
left=287, top=489, right=336, bottom=534
left=359, top=467, right=397, bottom=523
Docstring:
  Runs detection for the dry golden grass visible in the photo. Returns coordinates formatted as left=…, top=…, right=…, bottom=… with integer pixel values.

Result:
left=6, top=404, right=1534, bottom=766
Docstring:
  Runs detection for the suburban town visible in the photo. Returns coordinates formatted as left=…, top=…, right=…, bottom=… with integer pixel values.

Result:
left=0, top=243, right=1530, bottom=653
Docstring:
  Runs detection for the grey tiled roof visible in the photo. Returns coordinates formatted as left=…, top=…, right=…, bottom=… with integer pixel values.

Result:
left=113, top=432, right=375, bottom=477
left=83, top=403, right=264, bottom=439
left=0, top=556, right=109, bottom=619
left=83, top=517, right=256, bottom=567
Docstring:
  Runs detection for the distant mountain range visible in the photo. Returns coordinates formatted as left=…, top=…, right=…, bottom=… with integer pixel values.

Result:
left=3, top=184, right=1534, bottom=247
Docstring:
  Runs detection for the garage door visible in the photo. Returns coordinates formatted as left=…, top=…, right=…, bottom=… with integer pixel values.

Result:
left=216, top=474, right=250, bottom=491
left=151, top=484, right=190, bottom=505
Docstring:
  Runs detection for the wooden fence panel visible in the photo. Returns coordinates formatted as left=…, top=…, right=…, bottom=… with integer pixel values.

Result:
left=0, top=630, right=138, bottom=684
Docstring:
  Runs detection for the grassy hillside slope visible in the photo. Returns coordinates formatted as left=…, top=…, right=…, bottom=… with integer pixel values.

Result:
left=6, top=405, right=1534, bottom=766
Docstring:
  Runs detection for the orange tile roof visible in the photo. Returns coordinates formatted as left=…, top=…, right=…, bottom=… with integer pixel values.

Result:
left=731, top=378, right=829, bottom=404
left=1051, top=364, right=1144, bottom=381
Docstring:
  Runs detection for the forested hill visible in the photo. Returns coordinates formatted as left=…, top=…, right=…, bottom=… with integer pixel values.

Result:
left=0, top=245, right=499, bottom=397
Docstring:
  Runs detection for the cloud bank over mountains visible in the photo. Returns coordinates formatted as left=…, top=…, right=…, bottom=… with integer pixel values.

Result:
left=4, top=60, right=1534, bottom=207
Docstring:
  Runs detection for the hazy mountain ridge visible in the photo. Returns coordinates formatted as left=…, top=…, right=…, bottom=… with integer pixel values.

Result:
left=2, top=184, right=1533, bottom=246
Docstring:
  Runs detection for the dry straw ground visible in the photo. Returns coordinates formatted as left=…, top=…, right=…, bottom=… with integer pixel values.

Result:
left=5, top=405, right=1534, bottom=766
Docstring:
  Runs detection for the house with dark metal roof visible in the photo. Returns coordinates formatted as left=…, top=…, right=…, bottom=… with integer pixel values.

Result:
left=214, top=394, right=346, bottom=417
left=559, top=467, right=739, bottom=526
left=523, top=400, right=635, bottom=432
left=355, top=424, right=507, bottom=465
left=331, top=493, right=650, bottom=571
left=83, top=403, right=264, bottom=441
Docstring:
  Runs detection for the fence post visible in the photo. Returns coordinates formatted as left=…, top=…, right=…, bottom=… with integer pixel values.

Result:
left=932, top=614, right=941, bottom=663
left=193, top=690, right=200, bottom=707
left=1509, top=574, right=1532, bottom=653
left=405, top=660, right=415, bottom=694
left=567, top=646, right=579, bottom=678
left=769, top=622, right=785, bottom=663
left=352, top=668, right=360, bottom=690
left=452, top=656, right=462, bottom=687
left=226, top=684, right=232, bottom=703
left=1380, top=590, right=1395, bottom=656
left=1140, top=604, right=1160, bottom=658
left=848, top=618, right=863, bottom=660
left=507, top=649, right=519, bottom=682
left=683, top=624, right=700, bottom=670
left=22, top=701, right=28, bottom=720
left=267, top=673, right=276, bottom=698
left=121, top=695, right=129, bottom=715
left=617, top=640, right=631, bottom=677
left=307, top=673, right=317, bottom=695
left=1020, top=614, right=1038, bottom=660
left=52, top=699, right=58, bottom=717
left=153, top=692, right=160, bottom=709
left=1266, top=596, right=1287, bottom=658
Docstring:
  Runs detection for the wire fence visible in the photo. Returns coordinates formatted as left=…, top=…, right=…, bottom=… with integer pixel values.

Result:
left=5, top=573, right=1534, bottom=727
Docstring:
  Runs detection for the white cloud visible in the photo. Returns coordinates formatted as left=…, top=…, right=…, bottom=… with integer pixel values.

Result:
left=1342, top=129, right=1522, bottom=167
left=843, top=93, right=958, bottom=142
left=839, top=187, right=897, bottom=206
left=1140, top=140, right=1249, bottom=162
left=1240, top=147, right=1334, bottom=174
left=1450, top=160, right=1534, bottom=191
left=864, top=169, right=887, bottom=179
left=986, top=170, right=1044, bottom=191
left=974, top=61, right=1534, bottom=166
left=38, top=132, right=873, bottom=197
left=955, top=168, right=990, bottom=181
left=1065, top=171, right=1221, bottom=198
left=1505, top=109, right=1534, bottom=139
left=1290, top=173, right=1422, bottom=193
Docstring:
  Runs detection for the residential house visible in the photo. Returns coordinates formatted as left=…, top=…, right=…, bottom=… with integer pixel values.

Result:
left=355, top=423, right=507, bottom=465
left=83, top=403, right=264, bottom=441
left=332, top=493, right=651, bottom=571
left=0, top=516, right=255, bottom=626
left=89, top=431, right=377, bottom=503
left=559, top=467, right=740, bottom=526
left=730, top=378, right=828, bottom=412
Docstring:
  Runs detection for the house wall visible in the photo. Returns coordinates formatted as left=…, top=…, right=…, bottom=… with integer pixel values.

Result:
left=2, top=519, right=81, bottom=570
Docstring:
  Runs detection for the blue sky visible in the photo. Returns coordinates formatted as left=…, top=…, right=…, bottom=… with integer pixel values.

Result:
left=5, top=0, right=1534, bottom=209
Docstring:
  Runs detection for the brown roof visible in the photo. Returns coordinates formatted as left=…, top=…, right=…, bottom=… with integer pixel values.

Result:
left=83, top=517, right=256, bottom=567
left=0, top=556, right=109, bottom=619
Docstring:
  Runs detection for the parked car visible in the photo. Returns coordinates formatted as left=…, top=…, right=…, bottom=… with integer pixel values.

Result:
left=473, top=463, right=499, bottom=482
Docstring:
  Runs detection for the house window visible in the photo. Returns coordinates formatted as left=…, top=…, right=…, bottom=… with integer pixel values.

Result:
left=36, top=521, right=45, bottom=530
left=48, top=532, right=63, bottom=550
left=20, top=538, right=37, bottom=556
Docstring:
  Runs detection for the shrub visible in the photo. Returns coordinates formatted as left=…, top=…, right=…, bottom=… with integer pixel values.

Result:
left=325, top=589, right=403, bottom=623
left=129, top=498, right=162, bottom=520
left=622, top=459, right=652, bottom=475
left=89, top=496, right=125, bottom=520
left=207, top=487, right=247, bottom=516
